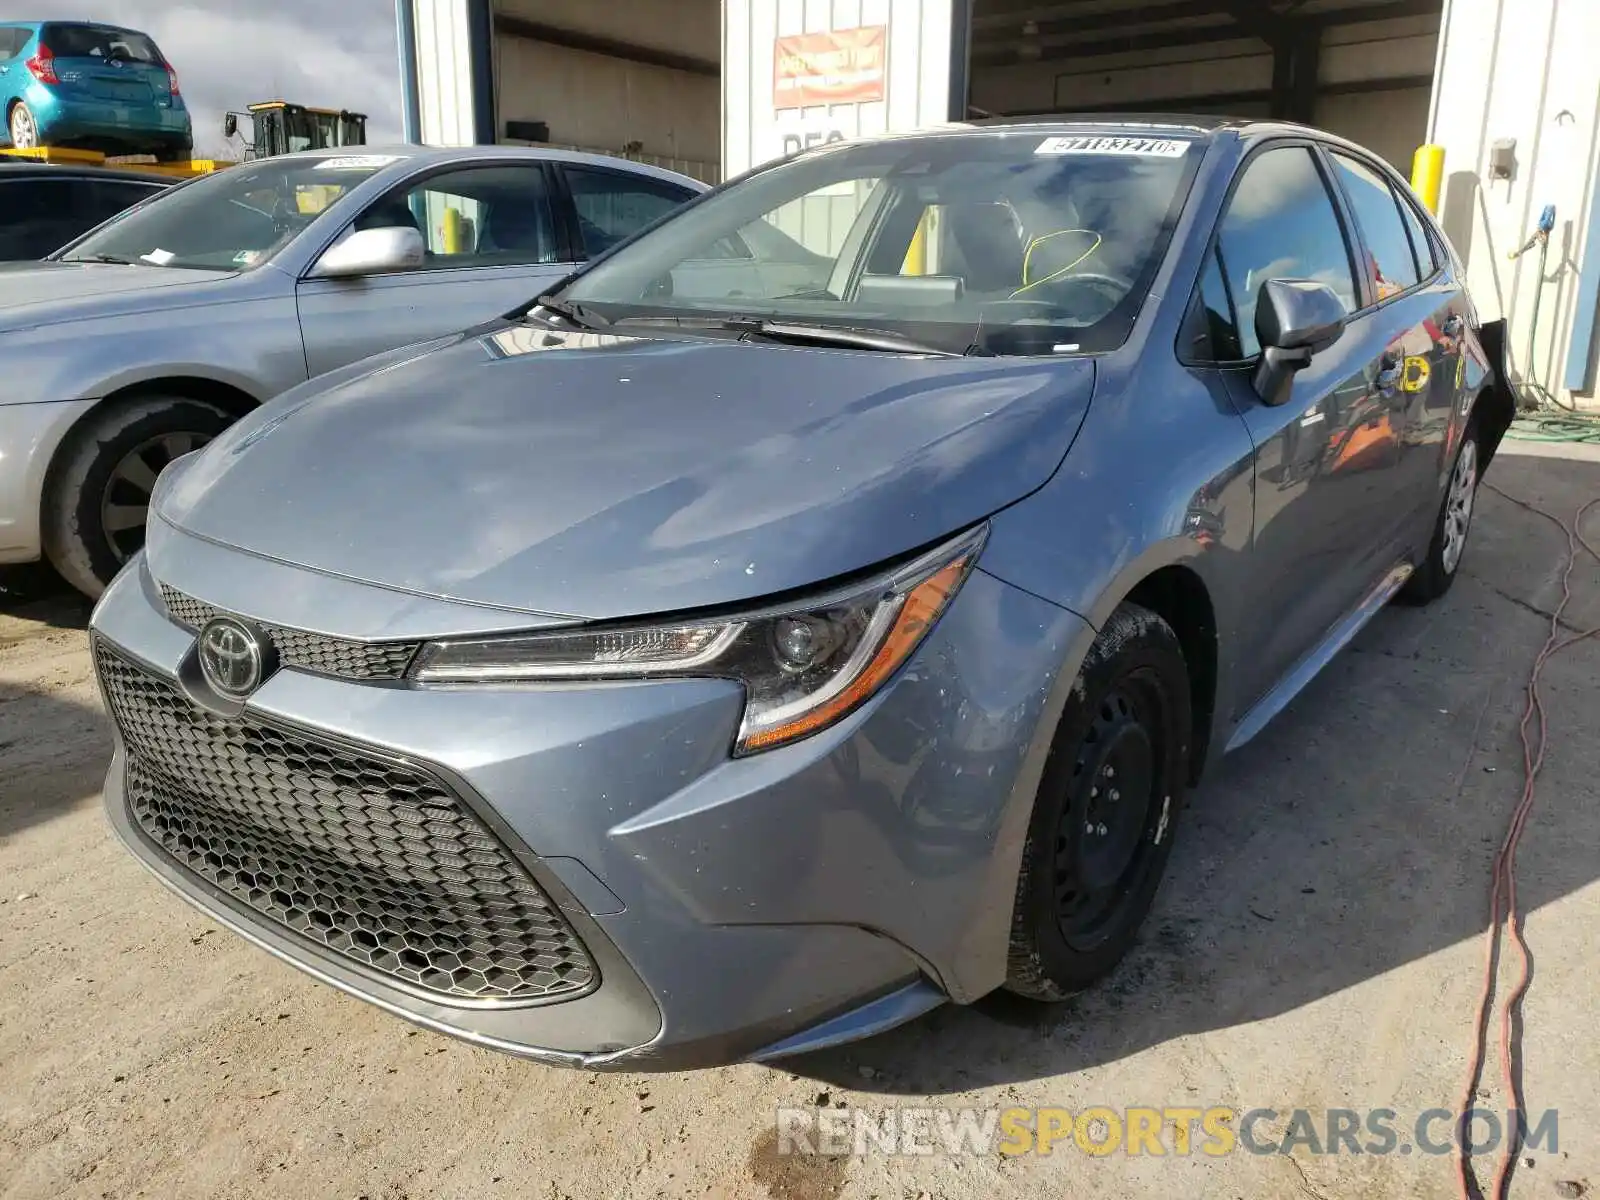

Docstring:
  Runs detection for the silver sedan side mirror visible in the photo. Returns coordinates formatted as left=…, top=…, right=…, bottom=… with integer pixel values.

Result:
left=311, top=227, right=425, bottom=279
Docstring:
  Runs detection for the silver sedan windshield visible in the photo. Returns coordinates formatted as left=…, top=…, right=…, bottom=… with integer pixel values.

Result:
left=59, top=154, right=401, bottom=271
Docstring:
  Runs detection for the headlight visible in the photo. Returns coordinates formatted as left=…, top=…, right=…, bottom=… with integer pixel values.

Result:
left=409, top=526, right=986, bottom=754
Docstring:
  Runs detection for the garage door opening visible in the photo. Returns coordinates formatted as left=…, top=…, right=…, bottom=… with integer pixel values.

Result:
left=966, top=0, right=1444, bottom=171
left=490, top=0, right=722, bottom=183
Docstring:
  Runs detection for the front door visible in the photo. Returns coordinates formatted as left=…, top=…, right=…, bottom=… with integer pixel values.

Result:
left=296, top=163, right=575, bottom=378
left=1209, top=144, right=1407, bottom=712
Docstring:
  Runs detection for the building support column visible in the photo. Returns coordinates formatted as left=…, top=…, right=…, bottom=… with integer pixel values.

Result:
left=1270, top=23, right=1321, bottom=123
left=408, top=0, right=496, bottom=146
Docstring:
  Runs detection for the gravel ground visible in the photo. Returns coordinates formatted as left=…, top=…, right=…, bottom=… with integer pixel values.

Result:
left=2, top=445, right=1598, bottom=1200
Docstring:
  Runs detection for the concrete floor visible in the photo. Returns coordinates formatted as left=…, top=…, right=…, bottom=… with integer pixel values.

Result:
left=1, top=443, right=1597, bottom=1200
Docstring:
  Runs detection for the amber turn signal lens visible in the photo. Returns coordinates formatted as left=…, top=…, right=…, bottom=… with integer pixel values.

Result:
left=737, top=554, right=971, bottom=753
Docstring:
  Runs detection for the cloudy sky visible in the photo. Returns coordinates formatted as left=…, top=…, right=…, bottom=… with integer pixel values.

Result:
left=31, top=1, right=403, bottom=153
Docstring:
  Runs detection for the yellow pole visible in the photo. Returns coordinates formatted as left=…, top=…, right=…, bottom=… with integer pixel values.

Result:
left=442, top=206, right=464, bottom=256
left=1411, top=144, right=1445, bottom=215
left=902, top=210, right=929, bottom=275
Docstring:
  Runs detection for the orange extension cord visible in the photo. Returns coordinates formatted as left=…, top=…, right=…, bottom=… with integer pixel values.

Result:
left=1455, top=485, right=1600, bottom=1200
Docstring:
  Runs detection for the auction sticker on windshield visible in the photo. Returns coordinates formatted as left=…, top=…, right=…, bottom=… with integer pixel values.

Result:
left=1034, top=136, right=1191, bottom=157
left=314, top=155, right=404, bottom=171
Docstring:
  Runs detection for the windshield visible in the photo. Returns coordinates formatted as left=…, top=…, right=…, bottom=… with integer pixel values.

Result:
left=560, top=130, right=1203, bottom=355
left=60, top=156, right=395, bottom=271
left=42, top=23, right=162, bottom=64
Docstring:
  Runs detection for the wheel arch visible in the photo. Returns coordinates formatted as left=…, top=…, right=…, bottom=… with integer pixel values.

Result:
left=1119, top=564, right=1220, bottom=785
left=38, top=376, right=260, bottom=535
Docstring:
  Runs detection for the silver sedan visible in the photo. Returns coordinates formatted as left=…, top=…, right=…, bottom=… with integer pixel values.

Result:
left=0, top=145, right=705, bottom=596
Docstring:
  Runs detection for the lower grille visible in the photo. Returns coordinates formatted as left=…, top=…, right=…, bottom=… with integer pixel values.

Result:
left=96, top=642, right=598, bottom=1004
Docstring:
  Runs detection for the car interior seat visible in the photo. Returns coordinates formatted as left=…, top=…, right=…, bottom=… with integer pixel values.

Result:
left=943, top=202, right=1026, bottom=295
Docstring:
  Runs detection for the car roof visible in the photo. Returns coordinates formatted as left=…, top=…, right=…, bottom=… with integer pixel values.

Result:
left=262, top=143, right=710, bottom=191
left=0, top=162, right=172, bottom=184
left=0, top=19, right=145, bottom=32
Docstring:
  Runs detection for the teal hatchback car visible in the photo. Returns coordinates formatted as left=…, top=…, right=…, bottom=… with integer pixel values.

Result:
left=0, top=21, right=191, bottom=161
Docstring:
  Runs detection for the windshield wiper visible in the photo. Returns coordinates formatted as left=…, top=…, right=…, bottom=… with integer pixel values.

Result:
left=62, top=252, right=139, bottom=266
left=616, top=314, right=955, bottom=356
left=527, top=295, right=608, bottom=331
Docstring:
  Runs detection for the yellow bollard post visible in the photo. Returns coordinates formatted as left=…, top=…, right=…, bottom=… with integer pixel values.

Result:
left=442, top=206, right=464, bottom=256
left=902, top=210, right=929, bottom=275
left=1411, top=144, right=1445, bottom=215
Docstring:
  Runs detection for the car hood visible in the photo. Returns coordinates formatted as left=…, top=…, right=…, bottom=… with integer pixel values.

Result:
left=160, top=323, right=1096, bottom=621
left=0, top=261, right=236, bottom=330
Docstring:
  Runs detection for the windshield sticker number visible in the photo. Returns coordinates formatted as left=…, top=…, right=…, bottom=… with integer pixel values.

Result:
left=314, top=155, right=403, bottom=171
left=1034, top=136, right=1190, bottom=157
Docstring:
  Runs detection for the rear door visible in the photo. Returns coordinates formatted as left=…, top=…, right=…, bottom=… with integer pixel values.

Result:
left=296, top=163, right=575, bottom=377
left=1325, top=149, right=1468, bottom=526
left=1202, top=143, right=1406, bottom=711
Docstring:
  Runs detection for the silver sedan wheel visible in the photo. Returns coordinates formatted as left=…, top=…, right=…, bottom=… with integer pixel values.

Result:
left=9, top=103, right=38, bottom=150
left=1441, top=435, right=1477, bottom=574
left=100, top=432, right=211, bottom=563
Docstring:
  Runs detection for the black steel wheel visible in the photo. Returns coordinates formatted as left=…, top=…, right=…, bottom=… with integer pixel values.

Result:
left=42, top=395, right=234, bottom=598
left=1005, top=602, right=1191, bottom=1000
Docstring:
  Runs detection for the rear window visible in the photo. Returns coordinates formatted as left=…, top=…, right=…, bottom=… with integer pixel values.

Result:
left=42, top=24, right=162, bottom=64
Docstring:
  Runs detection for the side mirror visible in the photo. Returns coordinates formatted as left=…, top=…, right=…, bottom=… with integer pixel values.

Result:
left=1252, top=278, right=1347, bottom=406
left=311, top=227, right=426, bottom=280
left=222, top=113, right=237, bottom=139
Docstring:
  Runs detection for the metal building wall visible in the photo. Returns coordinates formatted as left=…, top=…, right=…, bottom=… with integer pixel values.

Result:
left=1431, top=0, right=1600, bottom=406
left=408, top=0, right=496, bottom=146
left=722, top=0, right=963, bottom=180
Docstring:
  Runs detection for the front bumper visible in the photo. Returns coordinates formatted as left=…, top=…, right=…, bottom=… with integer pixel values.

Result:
left=90, top=524, right=1087, bottom=1068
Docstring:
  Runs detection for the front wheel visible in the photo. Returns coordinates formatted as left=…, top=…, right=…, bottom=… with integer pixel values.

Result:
left=8, top=102, right=39, bottom=150
left=42, top=396, right=234, bottom=599
left=1400, top=421, right=1479, bottom=605
left=1004, top=603, right=1192, bottom=1000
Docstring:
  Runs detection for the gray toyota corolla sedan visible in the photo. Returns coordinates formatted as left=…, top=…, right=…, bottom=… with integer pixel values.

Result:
left=90, top=117, right=1513, bottom=1070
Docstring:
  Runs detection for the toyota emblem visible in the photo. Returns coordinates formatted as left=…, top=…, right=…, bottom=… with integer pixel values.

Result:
left=198, top=617, right=268, bottom=698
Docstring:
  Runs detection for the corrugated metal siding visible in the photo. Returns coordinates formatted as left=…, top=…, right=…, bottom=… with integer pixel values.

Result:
left=1432, top=0, right=1600, bottom=406
left=413, top=0, right=477, bottom=146
left=722, top=0, right=958, bottom=180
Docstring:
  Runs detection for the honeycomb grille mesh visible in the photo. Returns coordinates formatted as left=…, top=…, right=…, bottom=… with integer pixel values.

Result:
left=97, top=642, right=597, bottom=1003
left=159, top=585, right=420, bottom=681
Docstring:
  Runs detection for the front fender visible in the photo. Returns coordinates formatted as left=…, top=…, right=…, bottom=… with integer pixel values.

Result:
left=6, top=295, right=306, bottom=406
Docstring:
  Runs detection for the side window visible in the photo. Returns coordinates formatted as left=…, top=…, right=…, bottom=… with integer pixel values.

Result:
left=1330, top=152, right=1421, bottom=299
left=355, top=165, right=559, bottom=270
left=0, top=30, right=23, bottom=60
left=78, top=180, right=164, bottom=227
left=1396, top=190, right=1439, bottom=277
left=563, top=167, right=694, bottom=259
left=1216, top=147, right=1359, bottom=357
left=0, top=180, right=83, bottom=259
left=1184, top=244, right=1242, bottom=362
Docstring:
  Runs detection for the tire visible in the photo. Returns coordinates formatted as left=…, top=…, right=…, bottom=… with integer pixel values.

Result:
left=155, top=139, right=193, bottom=164
left=42, top=396, right=234, bottom=599
left=8, top=101, right=38, bottom=150
left=1004, top=602, right=1192, bottom=1000
left=1399, top=418, right=1480, bottom=605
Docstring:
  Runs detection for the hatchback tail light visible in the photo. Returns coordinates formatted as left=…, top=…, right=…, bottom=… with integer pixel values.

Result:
left=164, top=61, right=180, bottom=95
left=25, top=43, right=58, bottom=85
